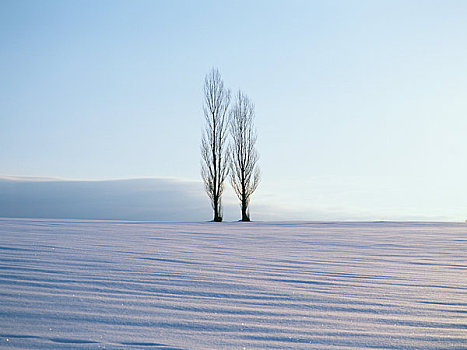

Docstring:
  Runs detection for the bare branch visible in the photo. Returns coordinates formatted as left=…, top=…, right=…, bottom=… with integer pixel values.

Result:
left=229, top=90, right=260, bottom=221
left=200, top=69, right=231, bottom=222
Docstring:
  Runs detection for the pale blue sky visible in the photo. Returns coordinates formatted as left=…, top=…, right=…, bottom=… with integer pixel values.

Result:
left=1, top=0, right=467, bottom=221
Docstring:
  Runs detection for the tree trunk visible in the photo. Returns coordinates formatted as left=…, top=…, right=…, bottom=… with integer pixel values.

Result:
left=213, top=197, right=222, bottom=222
left=241, top=198, right=250, bottom=222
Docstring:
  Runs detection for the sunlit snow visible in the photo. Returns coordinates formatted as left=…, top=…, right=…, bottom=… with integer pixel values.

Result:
left=0, top=219, right=465, bottom=349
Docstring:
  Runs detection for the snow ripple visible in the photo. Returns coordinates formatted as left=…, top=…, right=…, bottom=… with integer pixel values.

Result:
left=0, top=219, right=466, bottom=349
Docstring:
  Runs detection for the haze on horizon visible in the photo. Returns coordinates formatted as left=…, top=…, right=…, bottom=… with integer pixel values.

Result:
left=1, top=0, right=467, bottom=221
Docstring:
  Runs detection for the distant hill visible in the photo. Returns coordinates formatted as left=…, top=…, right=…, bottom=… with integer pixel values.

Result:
left=0, top=176, right=218, bottom=221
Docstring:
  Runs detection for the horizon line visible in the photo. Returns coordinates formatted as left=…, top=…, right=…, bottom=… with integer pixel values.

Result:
left=0, top=216, right=464, bottom=224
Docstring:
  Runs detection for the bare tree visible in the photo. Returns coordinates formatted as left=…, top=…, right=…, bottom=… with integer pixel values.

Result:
left=230, top=91, right=260, bottom=221
left=201, top=69, right=231, bottom=222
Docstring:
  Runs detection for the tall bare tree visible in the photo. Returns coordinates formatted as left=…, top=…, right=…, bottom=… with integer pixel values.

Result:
left=230, top=91, right=260, bottom=221
left=201, top=69, right=231, bottom=222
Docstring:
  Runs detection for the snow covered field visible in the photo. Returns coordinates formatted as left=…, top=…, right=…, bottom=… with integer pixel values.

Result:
left=0, top=219, right=465, bottom=349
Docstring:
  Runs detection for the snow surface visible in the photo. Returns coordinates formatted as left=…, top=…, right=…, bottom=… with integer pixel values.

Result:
left=0, top=218, right=465, bottom=349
